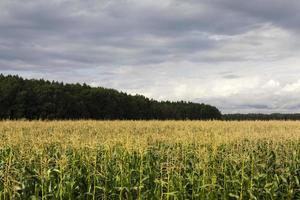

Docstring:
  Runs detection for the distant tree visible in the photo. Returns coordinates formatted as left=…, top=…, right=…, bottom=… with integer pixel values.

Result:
left=223, top=113, right=300, bottom=121
left=0, top=74, right=222, bottom=120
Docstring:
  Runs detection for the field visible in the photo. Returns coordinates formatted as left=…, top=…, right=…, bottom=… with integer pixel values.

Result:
left=0, top=121, right=300, bottom=199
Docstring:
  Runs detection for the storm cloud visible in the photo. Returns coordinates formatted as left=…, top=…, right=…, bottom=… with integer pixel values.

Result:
left=1, top=0, right=300, bottom=113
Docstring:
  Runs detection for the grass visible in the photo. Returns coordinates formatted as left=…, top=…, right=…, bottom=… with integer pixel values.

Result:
left=0, top=120, right=300, bottom=199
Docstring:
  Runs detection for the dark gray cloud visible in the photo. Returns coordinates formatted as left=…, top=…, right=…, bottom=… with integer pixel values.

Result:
left=1, top=0, right=300, bottom=113
left=222, top=74, right=241, bottom=79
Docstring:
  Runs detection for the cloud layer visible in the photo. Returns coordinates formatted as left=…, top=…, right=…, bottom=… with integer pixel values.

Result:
left=1, top=0, right=300, bottom=113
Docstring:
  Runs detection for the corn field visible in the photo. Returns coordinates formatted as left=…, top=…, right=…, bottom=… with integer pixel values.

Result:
left=0, top=121, right=300, bottom=199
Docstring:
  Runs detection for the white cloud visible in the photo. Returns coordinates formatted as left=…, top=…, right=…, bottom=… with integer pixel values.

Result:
left=262, top=80, right=280, bottom=89
left=281, top=80, right=300, bottom=93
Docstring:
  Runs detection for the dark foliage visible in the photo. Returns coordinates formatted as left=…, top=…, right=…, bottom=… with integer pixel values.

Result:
left=0, top=74, right=222, bottom=120
left=223, top=113, right=300, bottom=121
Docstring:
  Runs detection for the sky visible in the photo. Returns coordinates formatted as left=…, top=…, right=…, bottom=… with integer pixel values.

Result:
left=1, top=0, right=300, bottom=113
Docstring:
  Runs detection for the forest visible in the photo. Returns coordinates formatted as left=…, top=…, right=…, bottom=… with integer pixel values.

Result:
left=223, top=113, right=300, bottom=121
left=0, top=74, right=222, bottom=120
left=2, top=74, right=300, bottom=121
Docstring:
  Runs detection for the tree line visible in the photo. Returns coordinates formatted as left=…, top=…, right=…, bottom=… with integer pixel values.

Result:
left=223, top=113, right=300, bottom=121
left=0, top=74, right=222, bottom=120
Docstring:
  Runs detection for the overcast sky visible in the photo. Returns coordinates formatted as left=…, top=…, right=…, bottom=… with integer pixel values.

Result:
left=1, top=0, right=300, bottom=113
